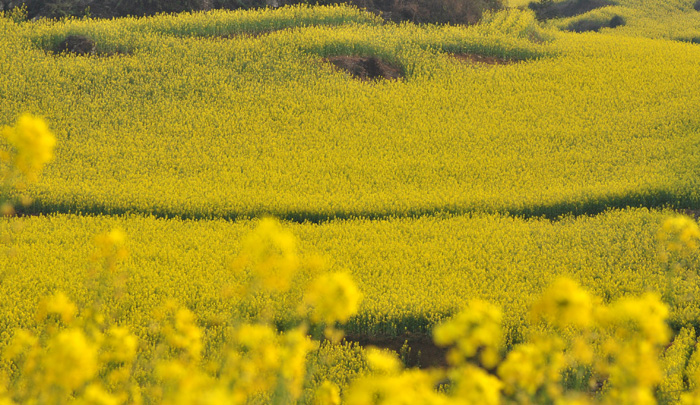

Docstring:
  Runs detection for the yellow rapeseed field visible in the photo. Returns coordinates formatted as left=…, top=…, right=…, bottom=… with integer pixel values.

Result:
left=2, top=5, right=700, bottom=220
left=1, top=208, right=698, bottom=343
left=3, top=3, right=700, bottom=403
left=545, top=0, right=700, bottom=41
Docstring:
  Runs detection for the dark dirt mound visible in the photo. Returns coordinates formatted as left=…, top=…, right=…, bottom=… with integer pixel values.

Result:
left=345, top=332, right=448, bottom=369
left=695, top=0, right=700, bottom=11
left=564, top=14, right=625, bottom=32
left=55, top=35, right=96, bottom=56
left=50, top=35, right=130, bottom=57
left=452, top=53, right=522, bottom=65
left=529, top=0, right=615, bottom=20
left=325, top=56, right=403, bottom=81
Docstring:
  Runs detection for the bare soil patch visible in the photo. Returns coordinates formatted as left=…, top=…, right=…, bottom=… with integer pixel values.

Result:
left=452, top=53, right=523, bottom=66
left=682, top=209, right=700, bottom=219
left=50, top=35, right=129, bottom=57
left=345, top=332, right=448, bottom=369
left=55, top=35, right=96, bottom=56
left=325, top=56, right=403, bottom=81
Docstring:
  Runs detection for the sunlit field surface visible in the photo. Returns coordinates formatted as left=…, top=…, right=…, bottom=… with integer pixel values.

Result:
left=2, top=6, right=700, bottom=220
left=3, top=2, right=700, bottom=403
left=2, top=208, right=691, bottom=339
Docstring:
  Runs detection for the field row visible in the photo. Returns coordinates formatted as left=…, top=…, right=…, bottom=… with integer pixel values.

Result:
left=3, top=8, right=700, bottom=220
left=2, top=208, right=696, bottom=344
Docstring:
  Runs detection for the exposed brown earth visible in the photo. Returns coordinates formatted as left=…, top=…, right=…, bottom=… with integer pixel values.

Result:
left=50, top=35, right=129, bottom=57
left=682, top=209, right=700, bottom=219
left=325, top=56, right=403, bottom=81
left=344, top=332, right=449, bottom=369
left=55, top=35, right=96, bottom=56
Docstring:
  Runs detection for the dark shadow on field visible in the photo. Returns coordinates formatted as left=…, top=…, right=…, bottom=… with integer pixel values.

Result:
left=16, top=187, right=700, bottom=223
left=528, top=0, right=615, bottom=21
left=563, top=14, right=625, bottom=32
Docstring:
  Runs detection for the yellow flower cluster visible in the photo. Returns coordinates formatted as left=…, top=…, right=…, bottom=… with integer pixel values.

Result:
left=341, top=278, right=676, bottom=405
left=222, top=323, right=316, bottom=401
left=497, top=337, right=566, bottom=399
left=0, top=114, right=55, bottom=215
left=314, top=380, right=341, bottom=405
left=2, top=293, right=139, bottom=404
left=1, top=219, right=367, bottom=404
left=233, top=217, right=300, bottom=293
left=158, top=305, right=203, bottom=362
left=657, top=215, right=700, bottom=261
left=447, top=364, right=504, bottom=405
left=92, top=228, right=129, bottom=272
left=35, top=291, right=77, bottom=324
left=531, top=278, right=594, bottom=330
left=344, top=357, right=447, bottom=405
left=433, top=300, right=502, bottom=368
left=1, top=114, right=55, bottom=185
left=302, top=272, right=363, bottom=325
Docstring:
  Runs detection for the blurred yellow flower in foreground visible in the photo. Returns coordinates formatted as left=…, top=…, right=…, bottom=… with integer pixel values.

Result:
left=45, top=328, right=99, bottom=391
left=433, top=300, right=502, bottom=368
left=657, top=215, right=700, bottom=261
left=531, top=278, right=594, bottom=330
left=365, top=347, right=403, bottom=374
left=303, top=271, right=362, bottom=325
left=314, top=380, right=341, bottom=405
left=36, top=292, right=77, bottom=325
left=234, top=218, right=300, bottom=292
left=2, top=114, right=55, bottom=183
